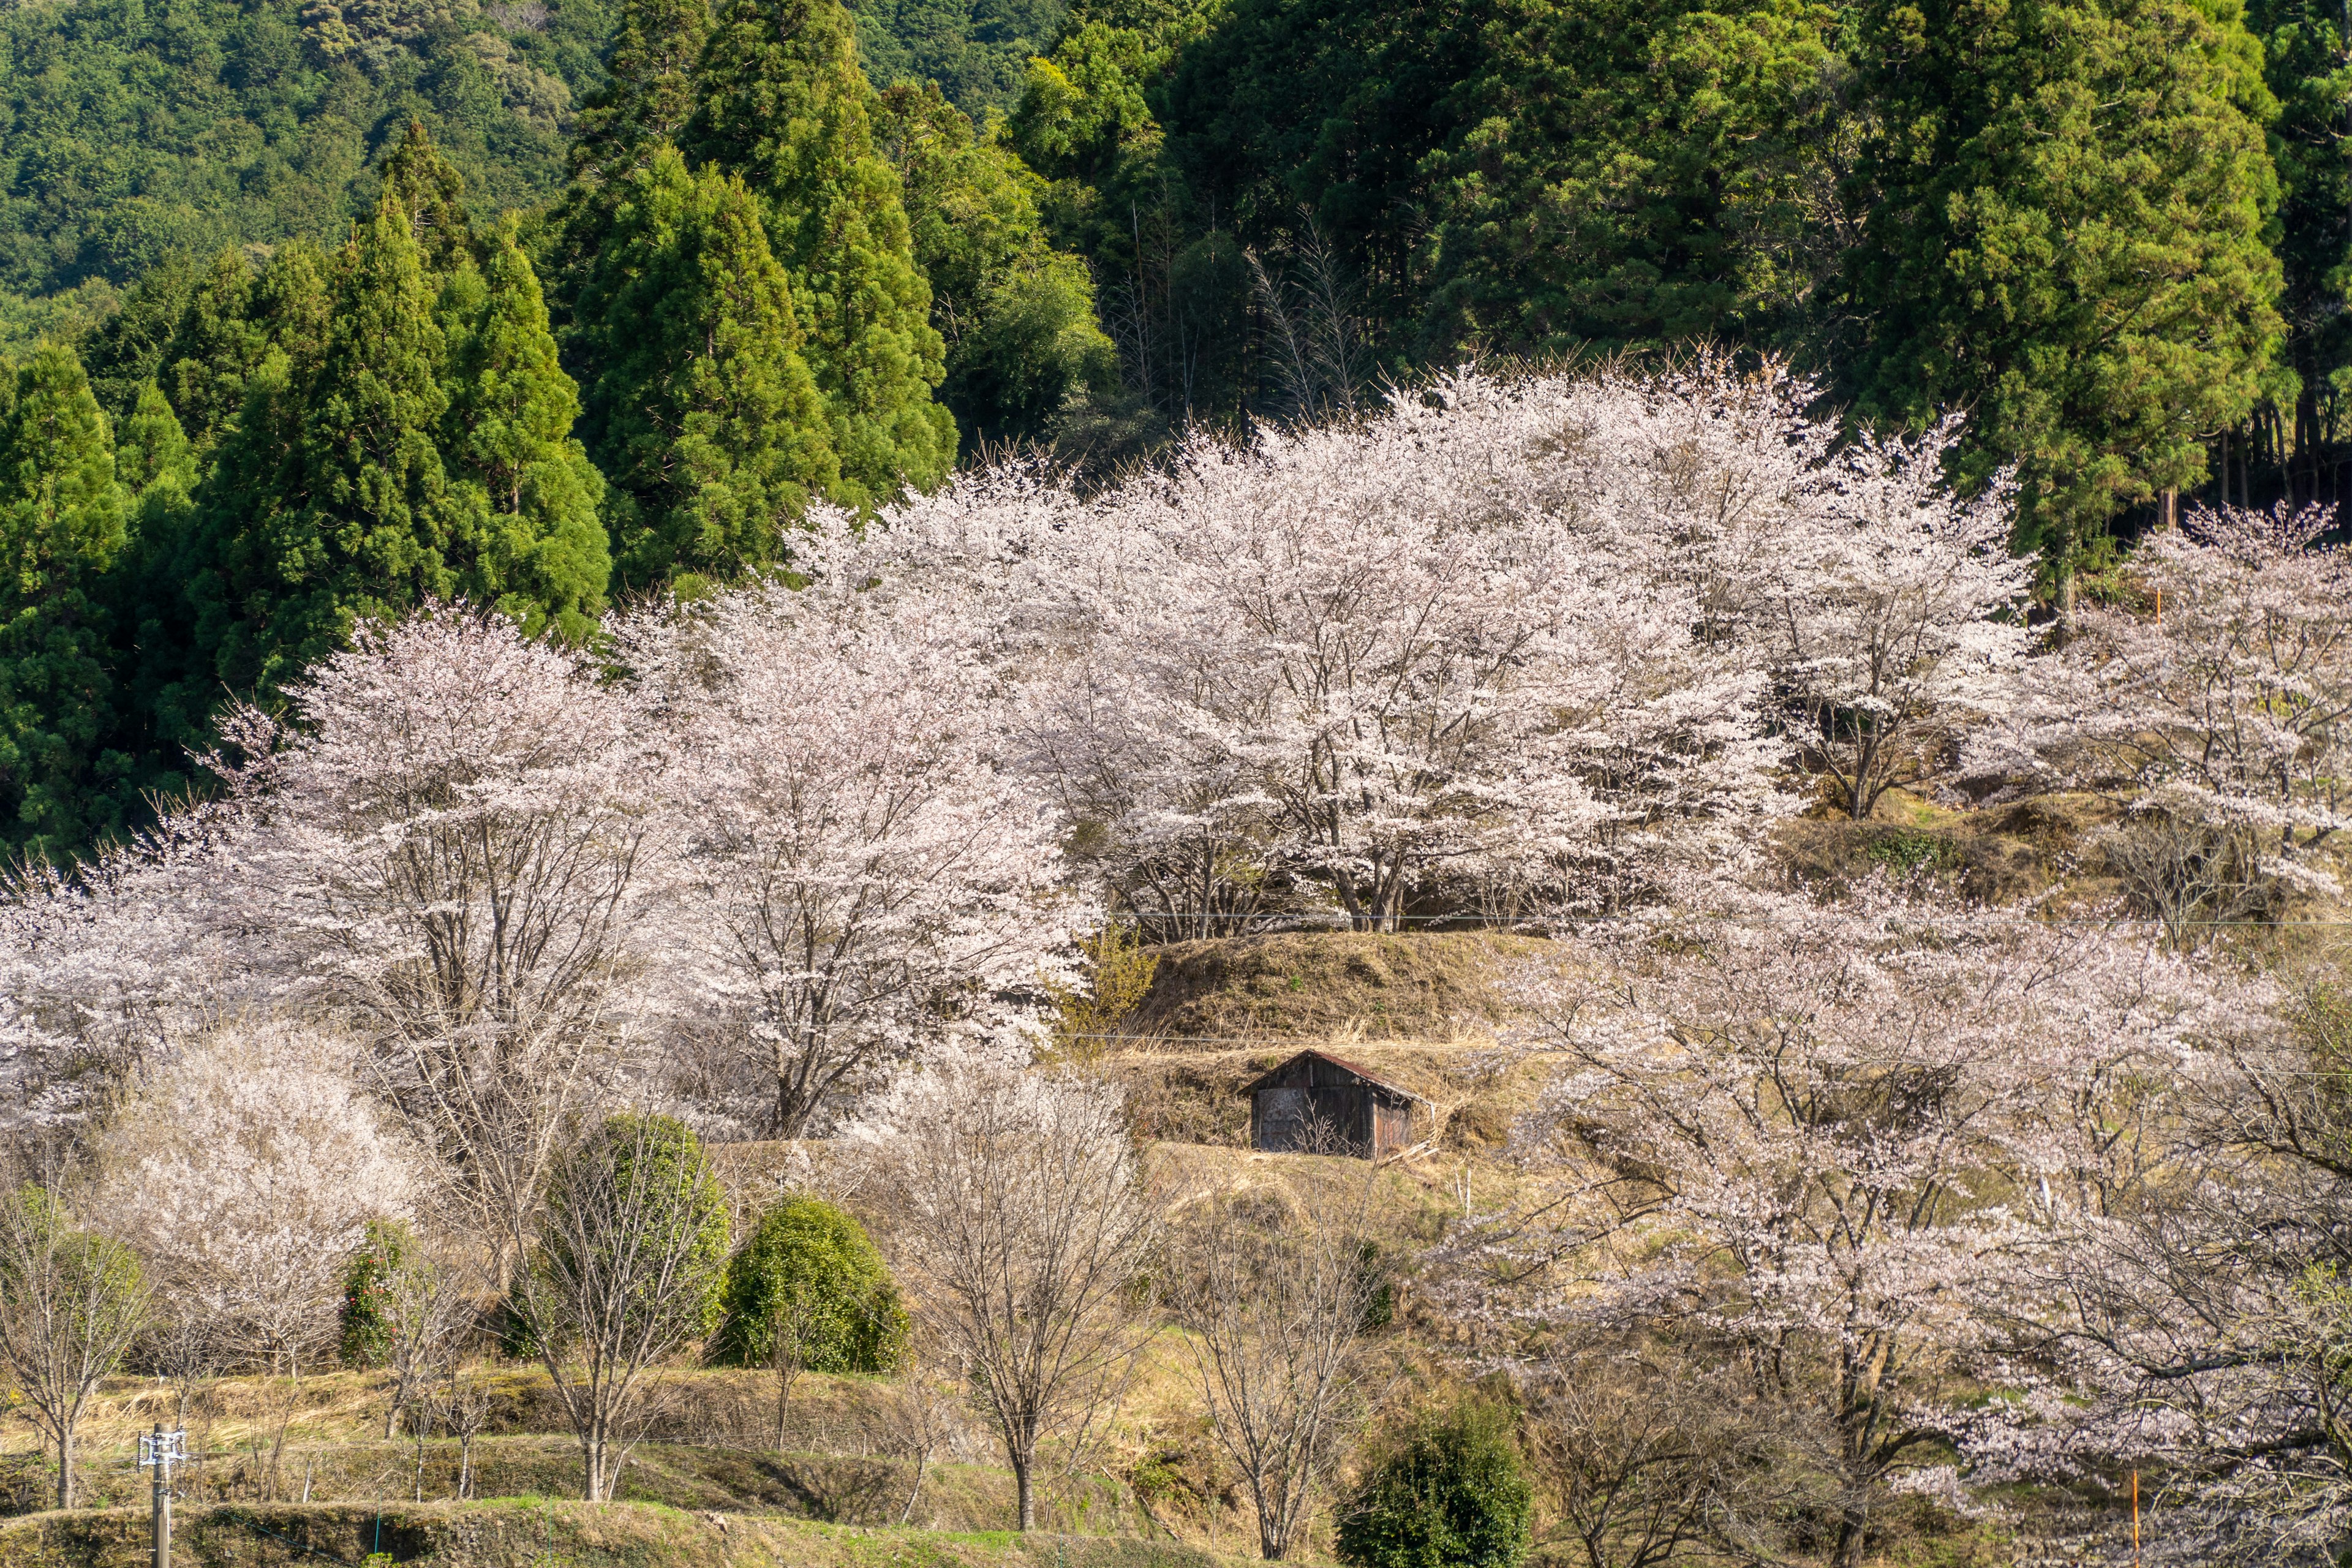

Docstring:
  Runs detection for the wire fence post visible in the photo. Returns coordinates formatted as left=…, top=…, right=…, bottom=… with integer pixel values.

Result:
left=140, top=1422, right=186, bottom=1568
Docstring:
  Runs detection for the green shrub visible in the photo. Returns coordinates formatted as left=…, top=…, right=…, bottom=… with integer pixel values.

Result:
left=1861, top=829, right=1964, bottom=875
left=709, top=1194, right=910, bottom=1371
left=339, top=1219, right=417, bottom=1368
left=1336, top=1400, right=1532, bottom=1568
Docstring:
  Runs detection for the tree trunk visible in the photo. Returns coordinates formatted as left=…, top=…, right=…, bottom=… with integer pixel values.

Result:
left=1830, top=1501, right=1869, bottom=1568
left=1014, top=1456, right=1035, bottom=1531
left=899, top=1444, right=932, bottom=1527
left=55, top=1423, right=73, bottom=1510
left=1258, top=1485, right=1287, bottom=1560
left=2051, top=537, right=2079, bottom=648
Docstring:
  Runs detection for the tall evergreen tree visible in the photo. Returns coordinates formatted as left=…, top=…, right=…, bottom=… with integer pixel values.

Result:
left=100, top=384, right=201, bottom=806
left=115, top=244, right=337, bottom=766
left=685, top=0, right=956, bottom=505
left=1411, top=0, right=1845, bottom=357
left=539, top=0, right=718, bottom=356
left=178, top=194, right=462, bottom=705
left=443, top=221, right=612, bottom=641
left=79, top=251, right=203, bottom=427
left=157, top=250, right=268, bottom=457
left=379, top=121, right=483, bottom=278
left=571, top=0, right=715, bottom=182
left=2245, top=0, right=2352, bottom=510
left=579, top=148, right=839, bottom=589
left=875, top=81, right=1117, bottom=446
left=177, top=189, right=618, bottom=710
left=0, top=345, right=129, bottom=859
left=1844, top=0, right=2283, bottom=611
left=115, top=384, right=196, bottom=506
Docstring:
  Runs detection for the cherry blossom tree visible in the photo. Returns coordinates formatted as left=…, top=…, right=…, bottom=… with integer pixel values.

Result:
left=0, top=804, right=265, bottom=1128
left=96, top=1019, right=418, bottom=1375
left=622, top=578, right=1082, bottom=1137
left=1969, top=505, right=2352, bottom=941
left=1476, top=886, right=2206, bottom=1568
left=1955, top=970, right=2352, bottom=1565
left=1058, top=375, right=1784, bottom=929
left=201, top=609, right=662, bottom=1272
left=1755, top=423, right=2027, bottom=819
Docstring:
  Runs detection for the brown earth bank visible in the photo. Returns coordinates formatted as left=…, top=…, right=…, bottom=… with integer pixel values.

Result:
left=1122, top=932, right=1548, bottom=1043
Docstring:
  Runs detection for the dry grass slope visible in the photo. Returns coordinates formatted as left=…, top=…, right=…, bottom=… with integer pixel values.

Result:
left=0, top=1499, right=1259, bottom=1568
left=1123, top=933, right=1547, bottom=1043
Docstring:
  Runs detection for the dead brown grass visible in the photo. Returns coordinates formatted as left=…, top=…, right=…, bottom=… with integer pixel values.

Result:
left=1122, top=932, right=1550, bottom=1044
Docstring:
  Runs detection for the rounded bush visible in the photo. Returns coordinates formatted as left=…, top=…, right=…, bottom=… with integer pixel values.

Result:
left=1336, top=1400, right=1532, bottom=1568
left=709, top=1194, right=909, bottom=1372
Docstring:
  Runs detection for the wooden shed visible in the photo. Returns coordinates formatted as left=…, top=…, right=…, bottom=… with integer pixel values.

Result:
left=1245, top=1050, right=1423, bottom=1158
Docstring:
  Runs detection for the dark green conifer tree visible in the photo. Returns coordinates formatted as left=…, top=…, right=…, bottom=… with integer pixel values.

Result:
left=1844, top=0, right=2283, bottom=613
left=579, top=148, right=839, bottom=590
left=100, top=385, right=202, bottom=805
left=443, top=222, right=612, bottom=641
left=0, top=345, right=130, bottom=860
left=157, top=250, right=267, bottom=456
left=79, top=251, right=203, bottom=426
left=178, top=194, right=461, bottom=704
left=685, top=0, right=956, bottom=505
left=178, top=189, right=618, bottom=707
left=115, top=385, right=197, bottom=505
left=875, top=81, right=1117, bottom=447
left=116, top=244, right=336, bottom=766
left=379, top=121, right=481, bottom=277
left=570, top=0, right=714, bottom=182
left=1408, top=0, right=1842, bottom=357
left=2246, top=0, right=2352, bottom=507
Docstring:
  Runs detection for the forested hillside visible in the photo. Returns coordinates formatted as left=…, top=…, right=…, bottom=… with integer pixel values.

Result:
left=0, top=0, right=609, bottom=339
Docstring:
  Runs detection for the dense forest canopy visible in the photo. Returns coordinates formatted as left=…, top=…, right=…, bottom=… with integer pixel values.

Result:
left=0, top=0, right=2347, bottom=860
left=0, top=0, right=611, bottom=333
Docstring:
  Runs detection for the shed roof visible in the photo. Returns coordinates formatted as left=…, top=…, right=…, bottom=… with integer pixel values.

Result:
left=1242, top=1049, right=1428, bottom=1106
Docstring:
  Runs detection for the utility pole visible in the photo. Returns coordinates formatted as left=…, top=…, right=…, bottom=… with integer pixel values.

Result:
left=139, top=1422, right=186, bottom=1568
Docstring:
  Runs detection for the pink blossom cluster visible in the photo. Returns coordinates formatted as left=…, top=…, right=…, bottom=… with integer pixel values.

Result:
left=1967, top=504, right=2352, bottom=920
left=790, top=360, right=2024, bottom=933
